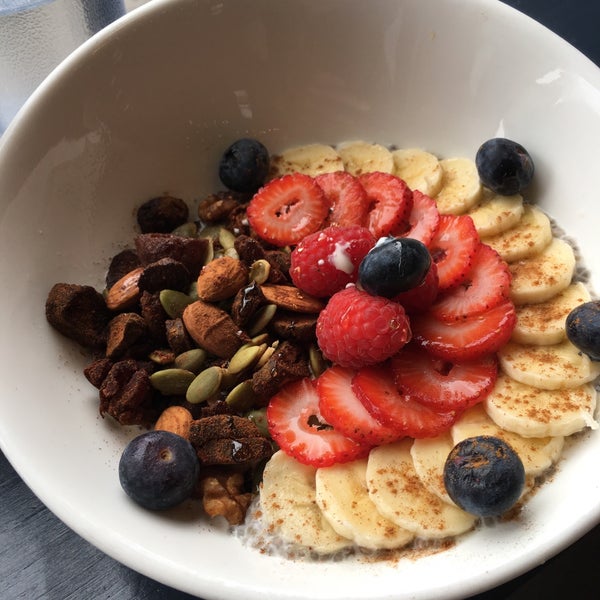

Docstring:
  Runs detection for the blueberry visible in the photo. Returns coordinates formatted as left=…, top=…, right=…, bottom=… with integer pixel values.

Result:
left=218, top=138, right=270, bottom=193
left=475, top=138, right=534, bottom=195
left=119, top=430, right=199, bottom=510
left=444, top=436, right=525, bottom=518
left=357, top=236, right=431, bottom=298
left=566, top=301, right=600, bottom=361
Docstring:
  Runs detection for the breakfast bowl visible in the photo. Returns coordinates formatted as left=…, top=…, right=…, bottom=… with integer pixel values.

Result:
left=2, top=0, right=600, bottom=598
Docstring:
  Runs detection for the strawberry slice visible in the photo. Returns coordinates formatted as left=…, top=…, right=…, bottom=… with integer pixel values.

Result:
left=393, top=260, right=439, bottom=314
left=428, top=214, right=479, bottom=291
left=247, top=173, right=328, bottom=246
left=358, top=172, right=413, bottom=238
left=315, top=171, right=370, bottom=227
left=397, top=189, right=441, bottom=247
left=351, top=365, right=459, bottom=438
left=391, top=344, right=498, bottom=412
left=266, top=377, right=370, bottom=467
left=317, top=365, right=401, bottom=446
left=430, top=243, right=511, bottom=321
left=411, top=299, right=517, bottom=362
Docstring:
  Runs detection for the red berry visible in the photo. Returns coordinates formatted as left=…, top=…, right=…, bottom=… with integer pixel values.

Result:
left=266, top=377, right=370, bottom=467
left=411, top=299, right=517, bottom=362
left=393, top=260, right=439, bottom=314
left=391, top=345, right=498, bottom=412
left=352, top=365, right=459, bottom=438
left=430, top=243, right=511, bottom=321
left=246, top=173, right=328, bottom=246
left=358, top=172, right=414, bottom=238
left=428, top=214, right=480, bottom=290
left=397, top=189, right=441, bottom=247
left=316, top=286, right=411, bottom=369
left=317, top=365, right=401, bottom=446
left=290, top=225, right=375, bottom=297
left=315, top=171, right=370, bottom=228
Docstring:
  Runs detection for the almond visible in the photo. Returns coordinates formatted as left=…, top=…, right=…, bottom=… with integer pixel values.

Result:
left=105, top=267, right=143, bottom=311
left=260, top=284, right=325, bottom=313
left=196, top=256, right=248, bottom=302
left=154, top=405, right=193, bottom=439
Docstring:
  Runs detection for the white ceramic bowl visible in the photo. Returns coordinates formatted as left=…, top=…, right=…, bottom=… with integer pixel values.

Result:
left=2, top=0, right=600, bottom=598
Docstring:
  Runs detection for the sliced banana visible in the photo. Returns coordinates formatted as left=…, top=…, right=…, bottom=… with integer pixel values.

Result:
left=498, top=339, right=600, bottom=390
left=259, top=450, right=352, bottom=554
left=451, top=405, right=564, bottom=477
left=391, top=148, right=443, bottom=197
left=467, top=188, right=524, bottom=237
left=509, top=237, right=576, bottom=305
left=482, top=205, right=553, bottom=263
left=366, top=439, right=476, bottom=538
left=336, top=140, right=394, bottom=176
left=315, top=458, right=415, bottom=550
left=434, top=157, right=483, bottom=215
left=410, top=433, right=456, bottom=505
left=269, top=143, right=344, bottom=178
left=485, top=372, right=598, bottom=438
left=512, top=282, right=591, bottom=345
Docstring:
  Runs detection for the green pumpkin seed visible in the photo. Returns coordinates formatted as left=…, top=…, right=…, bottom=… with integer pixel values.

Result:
left=186, top=365, right=223, bottom=404
left=188, top=280, right=199, bottom=300
left=246, top=408, right=270, bottom=437
left=309, top=344, right=328, bottom=377
left=150, top=368, right=196, bottom=395
left=255, top=343, right=275, bottom=369
left=159, top=289, right=194, bottom=318
left=218, top=227, right=236, bottom=250
left=174, top=348, right=207, bottom=373
left=247, top=303, right=277, bottom=336
left=250, top=332, right=270, bottom=345
left=197, top=224, right=221, bottom=240
left=228, top=344, right=263, bottom=375
left=171, top=222, right=198, bottom=237
left=223, top=246, right=239, bottom=260
left=225, top=380, right=258, bottom=411
left=248, top=259, right=271, bottom=285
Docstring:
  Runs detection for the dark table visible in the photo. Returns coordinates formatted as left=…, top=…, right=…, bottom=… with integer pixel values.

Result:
left=2, top=1, right=600, bottom=599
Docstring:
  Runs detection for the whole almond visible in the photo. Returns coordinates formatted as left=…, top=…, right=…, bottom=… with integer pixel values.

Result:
left=196, top=256, right=248, bottom=302
left=105, top=267, right=143, bottom=311
left=154, top=405, right=193, bottom=439
left=260, top=284, right=325, bottom=313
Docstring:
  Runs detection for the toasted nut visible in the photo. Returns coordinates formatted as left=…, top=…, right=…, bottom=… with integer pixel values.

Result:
left=105, top=267, right=143, bottom=311
left=247, top=303, right=277, bottom=336
left=148, top=349, right=176, bottom=366
left=260, top=284, right=325, bottom=313
left=218, top=227, right=237, bottom=250
left=155, top=406, right=193, bottom=439
left=248, top=259, right=271, bottom=285
left=150, top=368, right=196, bottom=395
left=186, top=365, right=224, bottom=404
left=196, top=256, right=248, bottom=302
left=174, top=348, right=207, bottom=373
left=225, top=380, right=258, bottom=411
left=227, top=344, right=263, bottom=375
left=159, top=289, right=194, bottom=318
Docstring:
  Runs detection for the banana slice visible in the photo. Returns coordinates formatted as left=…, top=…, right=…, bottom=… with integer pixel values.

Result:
left=269, top=143, right=344, bottom=178
left=467, top=189, right=524, bottom=237
left=509, top=237, right=576, bottom=305
left=410, top=433, right=456, bottom=505
left=259, top=450, right=352, bottom=554
left=482, top=205, right=553, bottom=263
left=315, top=458, right=415, bottom=550
left=451, top=405, right=564, bottom=477
left=498, top=339, right=600, bottom=390
left=366, top=439, right=476, bottom=538
left=391, top=148, right=443, bottom=197
left=434, top=157, right=483, bottom=215
left=512, top=282, right=591, bottom=345
left=485, top=372, right=598, bottom=438
left=336, top=140, right=394, bottom=176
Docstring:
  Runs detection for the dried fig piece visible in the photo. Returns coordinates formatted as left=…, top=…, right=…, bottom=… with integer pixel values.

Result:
left=84, top=358, right=114, bottom=389
left=105, top=313, right=148, bottom=359
left=105, top=249, right=141, bottom=290
left=230, top=282, right=266, bottom=327
left=270, top=311, right=318, bottom=342
left=165, top=317, right=195, bottom=355
left=138, top=257, right=191, bottom=293
left=137, top=195, right=189, bottom=233
left=135, top=233, right=209, bottom=276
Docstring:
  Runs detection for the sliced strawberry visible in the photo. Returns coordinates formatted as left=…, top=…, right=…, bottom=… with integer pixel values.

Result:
left=391, top=344, right=498, bottom=412
left=430, top=243, right=511, bottom=321
left=315, top=171, right=369, bottom=227
left=358, top=172, right=413, bottom=238
left=393, top=260, right=439, bottom=314
left=411, top=299, right=517, bottom=362
left=351, top=364, right=459, bottom=438
left=317, top=365, right=401, bottom=446
left=247, top=173, right=328, bottom=246
left=397, top=189, right=441, bottom=247
left=428, top=214, right=479, bottom=291
left=266, top=377, right=370, bottom=467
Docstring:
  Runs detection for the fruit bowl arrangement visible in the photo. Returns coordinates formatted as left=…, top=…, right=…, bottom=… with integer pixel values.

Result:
left=2, top=0, right=600, bottom=599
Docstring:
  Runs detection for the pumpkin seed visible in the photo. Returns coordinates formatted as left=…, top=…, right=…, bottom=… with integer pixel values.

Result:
left=188, top=280, right=199, bottom=300
left=197, top=224, right=221, bottom=240
left=246, top=408, right=270, bottom=437
left=186, top=365, right=223, bottom=404
left=225, top=380, right=258, bottom=411
left=255, top=343, right=275, bottom=369
left=228, top=344, right=263, bottom=375
left=218, top=227, right=236, bottom=250
left=309, top=344, right=328, bottom=377
left=174, top=348, right=207, bottom=373
left=247, top=303, right=277, bottom=336
left=248, top=259, right=271, bottom=285
left=251, top=332, right=270, bottom=345
left=171, top=222, right=198, bottom=237
left=202, top=237, right=215, bottom=265
left=150, top=368, right=196, bottom=395
left=224, top=246, right=239, bottom=260
left=159, top=289, right=194, bottom=318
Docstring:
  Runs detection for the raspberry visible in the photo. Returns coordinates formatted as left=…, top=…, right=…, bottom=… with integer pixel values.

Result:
left=290, top=225, right=375, bottom=298
left=316, top=286, right=411, bottom=368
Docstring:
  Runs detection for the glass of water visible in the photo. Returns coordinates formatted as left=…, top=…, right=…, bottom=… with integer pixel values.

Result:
left=0, top=0, right=126, bottom=133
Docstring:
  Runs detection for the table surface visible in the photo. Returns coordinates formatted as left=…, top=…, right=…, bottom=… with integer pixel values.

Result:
left=2, top=1, right=600, bottom=599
